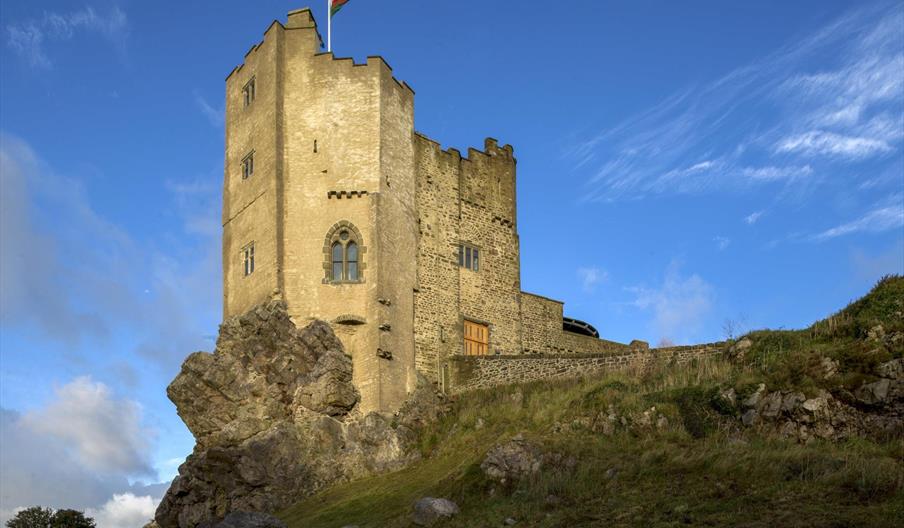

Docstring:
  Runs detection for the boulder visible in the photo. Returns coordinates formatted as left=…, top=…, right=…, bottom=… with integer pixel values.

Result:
left=156, top=301, right=445, bottom=528
left=412, top=498, right=459, bottom=526
left=480, top=435, right=543, bottom=485
left=855, top=379, right=891, bottom=406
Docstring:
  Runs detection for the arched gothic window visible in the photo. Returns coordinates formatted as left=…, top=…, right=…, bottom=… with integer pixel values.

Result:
left=323, top=221, right=365, bottom=283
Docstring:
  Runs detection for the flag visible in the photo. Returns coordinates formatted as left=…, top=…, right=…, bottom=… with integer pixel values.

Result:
left=331, top=0, right=350, bottom=17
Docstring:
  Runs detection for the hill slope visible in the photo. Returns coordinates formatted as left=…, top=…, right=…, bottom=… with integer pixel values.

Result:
left=281, top=277, right=904, bottom=527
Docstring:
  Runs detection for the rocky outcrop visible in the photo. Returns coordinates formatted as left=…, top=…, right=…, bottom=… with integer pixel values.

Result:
left=735, top=358, right=904, bottom=442
left=156, top=301, right=446, bottom=528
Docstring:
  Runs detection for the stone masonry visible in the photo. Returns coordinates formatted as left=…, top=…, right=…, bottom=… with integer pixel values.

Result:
left=221, top=8, right=656, bottom=413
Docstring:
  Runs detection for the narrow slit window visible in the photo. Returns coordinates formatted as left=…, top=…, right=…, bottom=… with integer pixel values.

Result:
left=242, top=152, right=254, bottom=180
left=243, top=77, right=256, bottom=107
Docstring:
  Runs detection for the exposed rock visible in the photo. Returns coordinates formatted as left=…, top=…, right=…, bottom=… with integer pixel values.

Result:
left=867, top=324, right=885, bottom=341
left=505, top=517, right=518, bottom=525
left=741, top=409, right=758, bottom=426
left=757, top=392, right=783, bottom=418
left=820, top=357, right=839, bottom=379
left=856, top=379, right=891, bottom=406
left=742, top=384, right=766, bottom=408
left=412, top=498, right=459, bottom=526
left=203, top=512, right=286, bottom=528
left=729, top=338, right=753, bottom=360
left=480, top=435, right=542, bottom=485
left=156, top=301, right=446, bottom=528
left=717, top=387, right=737, bottom=408
left=877, top=358, right=904, bottom=380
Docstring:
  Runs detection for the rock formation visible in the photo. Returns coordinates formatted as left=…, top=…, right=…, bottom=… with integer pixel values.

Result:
left=156, top=300, right=445, bottom=528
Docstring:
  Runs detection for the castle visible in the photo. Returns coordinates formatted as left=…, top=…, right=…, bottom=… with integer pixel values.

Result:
left=223, top=8, right=636, bottom=413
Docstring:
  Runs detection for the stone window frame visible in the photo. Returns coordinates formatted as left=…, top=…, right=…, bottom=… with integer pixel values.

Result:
left=458, top=242, right=480, bottom=272
left=242, top=76, right=256, bottom=107
left=242, top=242, right=255, bottom=277
left=323, top=221, right=366, bottom=284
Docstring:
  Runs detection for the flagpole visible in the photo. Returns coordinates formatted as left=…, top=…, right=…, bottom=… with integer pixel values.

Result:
left=327, top=0, right=331, bottom=52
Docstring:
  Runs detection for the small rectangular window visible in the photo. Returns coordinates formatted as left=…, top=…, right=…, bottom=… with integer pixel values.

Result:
left=243, top=77, right=255, bottom=107
left=243, top=243, right=255, bottom=276
left=242, top=152, right=254, bottom=180
left=458, top=243, right=479, bottom=272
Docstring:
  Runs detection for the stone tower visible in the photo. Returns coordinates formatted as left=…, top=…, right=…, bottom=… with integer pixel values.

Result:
left=222, top=8, right=418, bottom=413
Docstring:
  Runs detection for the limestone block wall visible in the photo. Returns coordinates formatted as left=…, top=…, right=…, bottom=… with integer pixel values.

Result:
left=449, top=342, right=728, bottom=393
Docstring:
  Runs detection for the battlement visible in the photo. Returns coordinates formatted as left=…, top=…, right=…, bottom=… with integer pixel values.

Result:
left=414, top=132, right=515, bottom=163
left=226, top=8, right=413, bottom=98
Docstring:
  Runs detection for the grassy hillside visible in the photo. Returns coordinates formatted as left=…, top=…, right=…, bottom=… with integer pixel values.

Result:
left=280, top=277, right=904, bottom=527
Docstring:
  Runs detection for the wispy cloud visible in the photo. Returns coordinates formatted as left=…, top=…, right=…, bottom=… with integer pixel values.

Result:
left=812, top=195, right=904, bottom=241
left=570, top=2, right=904, bottom=202
left=193, top=91, right=224, bottom=127
left=577, top=266, right=608, bottom=292
left=5, top=6, right=129, bottom=69
left=744, top=210, right=764, bottom=225
left=775, top=131, right=891, bottom=159
left=713, top=236, right=731, bottom=251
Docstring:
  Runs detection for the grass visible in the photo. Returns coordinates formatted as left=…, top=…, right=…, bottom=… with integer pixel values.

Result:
left=279, top=277, right=904, bottom=527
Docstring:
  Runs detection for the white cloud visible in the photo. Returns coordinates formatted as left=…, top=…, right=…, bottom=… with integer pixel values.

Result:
left=0, top=403, right=167, bottom=528
left=22, top=377, right=153, bottom=475
left=577, top=266, right=608, bottom=292
left=713, top=236, right=731, bottom=251
left=812, top=197, right=904, bottom=241
left=628, top=261, right=715, bottom=345
left=745, top=210, right=764, bottom=225
left=775, top=130, right=891, bottom=159
left=5, top=7, right=129, bottom=69
left=86, top=494, right=158, bottom=528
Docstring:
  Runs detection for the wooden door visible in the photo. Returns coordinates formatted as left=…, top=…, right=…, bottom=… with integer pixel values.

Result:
left=463, top=320, right=489, bottom=356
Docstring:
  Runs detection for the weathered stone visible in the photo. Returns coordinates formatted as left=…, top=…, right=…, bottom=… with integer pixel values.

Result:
left=877, top=358, right=904, bottom=380
left=856, top=379, right=891, bottom=406
left=781, top=392, right=806, bottom=413
left=741, top=409, right=758, bottom=426
left=156, top=302, right=445, bottom=528
left=758, top=392, right=784, bottom=418
left=820, top=357, right=839, bottom=379
left=480, top=435, right=543, bottom=484
left=867, top=325, right=885, bottom=341
left=742, top=384, right=766, bottom=408
left=412, top=498, right=459, bottom=526
left=802, top=395, right=828, bottom=413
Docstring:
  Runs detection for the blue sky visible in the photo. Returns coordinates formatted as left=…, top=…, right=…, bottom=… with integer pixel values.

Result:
left=1, top=0, right=902, bottom=525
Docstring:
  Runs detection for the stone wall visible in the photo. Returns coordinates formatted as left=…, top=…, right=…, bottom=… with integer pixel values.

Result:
left=449, top=342, right=728, bottom=393
left=413, top=135, right=523, bottom=388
